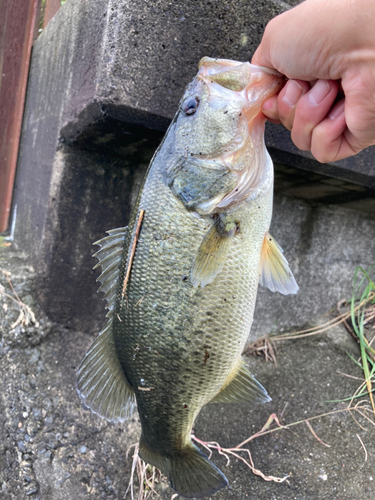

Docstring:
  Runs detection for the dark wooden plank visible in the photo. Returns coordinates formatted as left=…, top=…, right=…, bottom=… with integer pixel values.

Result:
left=0, top=0, right=39, bottom=233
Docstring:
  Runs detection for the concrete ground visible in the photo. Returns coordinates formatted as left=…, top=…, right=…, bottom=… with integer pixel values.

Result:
left=1, top=230, right=374, bottom=500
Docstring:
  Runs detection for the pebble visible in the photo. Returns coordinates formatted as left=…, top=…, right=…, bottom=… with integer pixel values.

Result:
left=79, top=445, right=87, bottom=454
left=26, top=488, right=38, bottom=496
left=29, top=350, right=40, bottom=365
left=32, top=408, right=41, bottom=417
left=17, top=441, right=26, bottom=453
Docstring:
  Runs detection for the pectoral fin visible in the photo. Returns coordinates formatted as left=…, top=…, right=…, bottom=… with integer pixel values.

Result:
left=260, top=233, right=299, bottom=295
left=209, top=361, right=270, bottom=404
left=191, top=215, right=237, bottom=288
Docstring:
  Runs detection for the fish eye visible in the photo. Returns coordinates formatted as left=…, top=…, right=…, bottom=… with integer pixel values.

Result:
left=181, top=96, right=200, bottom=116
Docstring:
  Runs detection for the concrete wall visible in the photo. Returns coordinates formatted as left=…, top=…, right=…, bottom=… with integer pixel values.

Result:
left=251, top=191, right=375, bottom=340
left=11, top=0, right=375, bottom=336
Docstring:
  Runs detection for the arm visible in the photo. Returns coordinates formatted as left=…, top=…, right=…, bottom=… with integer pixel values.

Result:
left=252, top=0, right=375, bottom=162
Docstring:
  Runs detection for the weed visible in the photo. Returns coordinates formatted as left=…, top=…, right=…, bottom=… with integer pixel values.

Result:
left=0, top=269, right=38, bottom=328
left=125, top=443, right=161, bottom=500
left=349, top=266, right=375, bottom=413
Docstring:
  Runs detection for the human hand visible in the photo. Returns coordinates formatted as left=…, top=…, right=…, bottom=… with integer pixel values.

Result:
left=252, top=0, right=375, bottom=163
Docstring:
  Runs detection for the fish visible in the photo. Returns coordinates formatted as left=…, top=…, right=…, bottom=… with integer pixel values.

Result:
left=76, top=57, right=298, bottom=499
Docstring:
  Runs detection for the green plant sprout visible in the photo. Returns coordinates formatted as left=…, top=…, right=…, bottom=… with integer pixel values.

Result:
left=350, top=266, right=375, bottom=413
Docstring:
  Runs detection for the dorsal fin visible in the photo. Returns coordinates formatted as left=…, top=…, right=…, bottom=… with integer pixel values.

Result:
left=92, top=227, right=127, bottom=315
left=76, top=227, right=136, bottom=423
left=260, top=232, right=299, bottom=295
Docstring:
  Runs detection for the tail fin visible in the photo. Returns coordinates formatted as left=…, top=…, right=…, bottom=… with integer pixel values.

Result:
left=139, top=436, right=228, bottom=499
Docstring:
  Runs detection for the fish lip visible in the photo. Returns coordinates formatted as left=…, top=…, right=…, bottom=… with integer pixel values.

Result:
left=198, top=56, right=283, bottom=77
left=197, top=58, right=285, bottom=98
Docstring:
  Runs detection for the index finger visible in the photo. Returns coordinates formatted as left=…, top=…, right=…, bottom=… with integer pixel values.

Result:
left=251, top=37, right=272, bottom=69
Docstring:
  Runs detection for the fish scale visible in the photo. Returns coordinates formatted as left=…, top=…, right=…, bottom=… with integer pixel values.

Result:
left=76, top=57, right=298, bottom=499
left=115, top=149, right=272, bottom=471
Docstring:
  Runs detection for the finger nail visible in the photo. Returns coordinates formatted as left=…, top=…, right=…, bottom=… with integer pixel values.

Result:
left=329, top=100, right=345, bottom=120
left=262, top=99, right=273, bottom=111
left=309, top=80, right=330, bottom=105
left=282, top=80, right=304, bottom=107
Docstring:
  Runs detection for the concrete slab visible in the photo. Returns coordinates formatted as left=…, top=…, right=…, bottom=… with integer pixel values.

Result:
left=1, top=244, right=374, bottom=499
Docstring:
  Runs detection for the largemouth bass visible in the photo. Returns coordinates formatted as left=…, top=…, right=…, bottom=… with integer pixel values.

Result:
left=76, top=57, right=298, bottom=499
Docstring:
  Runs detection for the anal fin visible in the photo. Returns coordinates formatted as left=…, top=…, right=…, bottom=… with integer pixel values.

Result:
left=191, top=214, right=237, bottom=288
left=209, top=361, right=270, bottom=404
left=260, top=232, right=299, bottom=295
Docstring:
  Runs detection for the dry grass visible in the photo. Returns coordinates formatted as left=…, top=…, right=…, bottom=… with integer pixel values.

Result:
left=244, top=292, right=374, bottom=348
left=125, top=444, right=162, bottom=500
left=0, top=268, right=38, bottom=329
